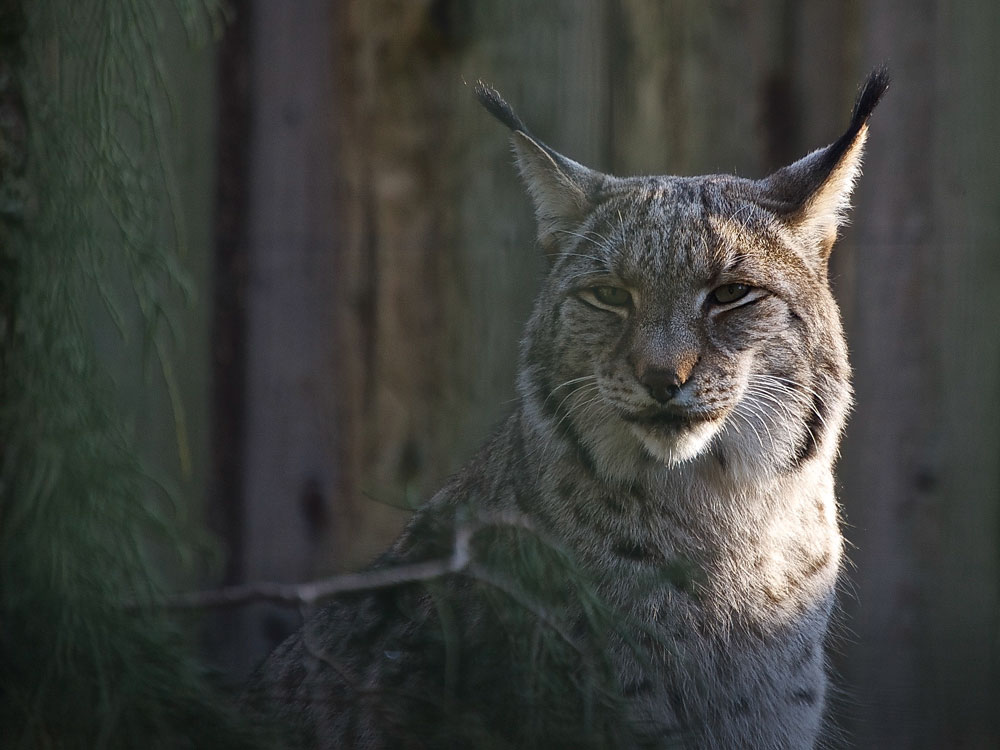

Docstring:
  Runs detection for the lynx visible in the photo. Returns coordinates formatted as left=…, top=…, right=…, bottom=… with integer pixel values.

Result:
left=244, top=70, right=889, bottom=749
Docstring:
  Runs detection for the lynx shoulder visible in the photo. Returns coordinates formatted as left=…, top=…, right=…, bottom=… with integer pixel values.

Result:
left=244, top=69, right=889, bottom=749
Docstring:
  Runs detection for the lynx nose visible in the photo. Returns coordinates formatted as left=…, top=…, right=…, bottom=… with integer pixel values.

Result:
left=640, top=367, right=684, bottom=404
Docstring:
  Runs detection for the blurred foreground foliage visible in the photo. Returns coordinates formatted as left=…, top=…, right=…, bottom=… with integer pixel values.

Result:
left=0, top=1, right=271, bottom=747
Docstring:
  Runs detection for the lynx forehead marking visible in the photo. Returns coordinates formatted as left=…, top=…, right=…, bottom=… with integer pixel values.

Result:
left=608, top=181, right=716, bottom=280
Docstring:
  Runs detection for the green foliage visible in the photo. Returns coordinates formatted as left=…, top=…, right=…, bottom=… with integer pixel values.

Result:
left=462, top=520, right=689, bottom=748
left=0, top=1, right=263, bottom=747
left=459, top=521, right=658, bottom=748
left=308, top=511, right=687, bottom=749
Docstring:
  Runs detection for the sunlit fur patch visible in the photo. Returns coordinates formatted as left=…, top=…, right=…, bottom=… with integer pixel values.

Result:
left=707, top=212, right=804, bottom=275
left=628, top=418, right=722, bottom=467
left=709, top=212, right=768, bottom=258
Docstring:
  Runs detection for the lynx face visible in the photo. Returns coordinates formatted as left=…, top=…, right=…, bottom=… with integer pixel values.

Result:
left=542, top=179, right=842, bottom=477
left=477, top=74, right=887, bottom=481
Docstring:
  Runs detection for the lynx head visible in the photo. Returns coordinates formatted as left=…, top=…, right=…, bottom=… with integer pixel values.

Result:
left=477, top=71, right=888, bottom=481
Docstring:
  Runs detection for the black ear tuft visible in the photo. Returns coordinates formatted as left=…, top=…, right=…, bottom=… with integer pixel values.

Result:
left=816, top=66, right=891, bottom=178
left=471, top=80, right=604, bottom=255
left=759, top=66, right=890, bottom=259
left=850, top=66, right=891, bottom=132
left=474, top=81, right=529, bottom=135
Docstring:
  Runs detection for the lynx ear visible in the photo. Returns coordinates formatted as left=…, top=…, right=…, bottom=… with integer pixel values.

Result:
left=760, top=67, right=890, bottom=258
left=475, top=82, right=600, bottom=253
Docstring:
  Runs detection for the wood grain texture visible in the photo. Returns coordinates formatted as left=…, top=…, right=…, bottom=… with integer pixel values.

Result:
left=216, top=2, right=1000, bottom=744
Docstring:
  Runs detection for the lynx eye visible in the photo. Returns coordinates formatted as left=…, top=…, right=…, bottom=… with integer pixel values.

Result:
left=710, top=283, right=751, bottom=305
left=590, top=286, right=631, bottom=307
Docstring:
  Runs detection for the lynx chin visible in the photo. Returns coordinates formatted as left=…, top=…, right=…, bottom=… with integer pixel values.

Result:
left=244, top=69, right=889, bottom=749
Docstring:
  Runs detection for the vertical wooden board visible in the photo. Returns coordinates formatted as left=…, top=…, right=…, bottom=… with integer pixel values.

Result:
left=928, top=0, right=1000, bottom=743
left=333, top=0, right=464, bottom=571
left=610, top=0, right=764, bottom=179
left=238, top=0, right=344, bottom=662
left=837, top=0, right=940, bottom=744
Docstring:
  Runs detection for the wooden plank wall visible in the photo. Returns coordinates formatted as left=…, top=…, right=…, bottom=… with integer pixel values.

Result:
left=205, top=1, right=1000, bottom=745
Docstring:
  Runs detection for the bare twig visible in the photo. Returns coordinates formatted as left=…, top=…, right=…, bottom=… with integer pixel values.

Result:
left=137, top=517, right=479, bottom=611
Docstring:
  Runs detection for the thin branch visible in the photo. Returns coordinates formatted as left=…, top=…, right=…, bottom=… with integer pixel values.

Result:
left=139, top=520, right=476, bottom=611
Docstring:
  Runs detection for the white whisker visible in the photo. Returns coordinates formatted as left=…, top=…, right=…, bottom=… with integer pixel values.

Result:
left=552, top=230, right=614, bottom=255
left=726, top=408, right=765, bottom=453
left=542, top=374, right=598, bottom=400
left=745, top=376, right=825, bottom=451
left=744, top=384, right=799, bottom=421
left=753, top=375, right=830, bottom=430
left=737, top=399, right=776, bottom=448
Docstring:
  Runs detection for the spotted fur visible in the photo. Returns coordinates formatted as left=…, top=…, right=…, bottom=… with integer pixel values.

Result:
left=244, top=70, right=888, bottom=749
